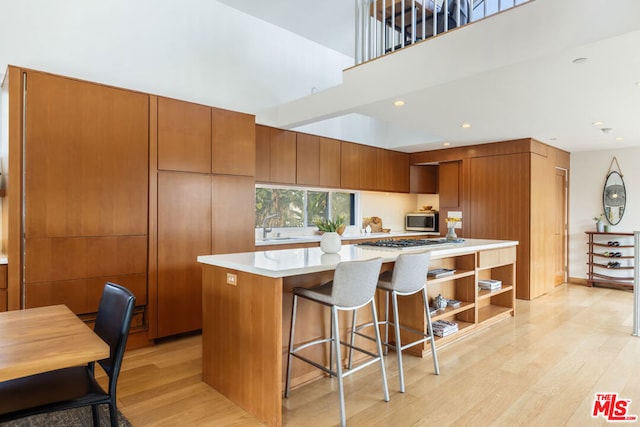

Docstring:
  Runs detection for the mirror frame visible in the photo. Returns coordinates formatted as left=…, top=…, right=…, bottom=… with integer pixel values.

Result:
left=603, top=170, right=626, bottom=225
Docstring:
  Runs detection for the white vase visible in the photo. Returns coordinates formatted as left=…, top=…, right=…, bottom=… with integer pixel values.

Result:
left=320, top=232, right=341, bottom=254
left=596, top=220, right=604, bottom=232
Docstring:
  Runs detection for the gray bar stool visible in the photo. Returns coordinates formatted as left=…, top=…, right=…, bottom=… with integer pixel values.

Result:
left=349, top=251, right=439, bottom=393
left=284, top=257, right=388, bottom=427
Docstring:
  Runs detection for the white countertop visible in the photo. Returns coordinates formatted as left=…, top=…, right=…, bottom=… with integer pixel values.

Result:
left=254, top=231, right=440, bottom=247
left=198, top=238, right=518, bottom=278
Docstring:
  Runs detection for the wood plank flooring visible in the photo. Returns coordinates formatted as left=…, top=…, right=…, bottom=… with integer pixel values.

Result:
left=108, top=284, right=640, bottom=426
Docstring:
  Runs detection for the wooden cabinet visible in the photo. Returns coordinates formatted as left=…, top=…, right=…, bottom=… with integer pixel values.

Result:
left=157, top=172, right=212, bottom=337
left=586, top=231, right=634, bottom=289
left=410, top=165, right=438, bottom=194
left=296, top=133, right=341, bottom=188
left=158, top=98, right=256, bottom=176
left=438, top=161, right=460, bottom=207
left=20, top=70, right=149, bottom=314
left=153, top=100, right=256, bottom=338
left=158, top=97, right=211, bottom=173
left=255, top=125, right=296, bottom=184
left=377, top=149, right=409, bottom=192
left=340, top=141, right=361, bottom=189
left=0, top=265, right=7, bottom=312
left=212, top=107, right=255, bottom=176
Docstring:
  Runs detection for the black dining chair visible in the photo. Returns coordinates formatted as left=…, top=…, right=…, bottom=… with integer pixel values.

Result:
left=0, top=282, right=136, bottom=427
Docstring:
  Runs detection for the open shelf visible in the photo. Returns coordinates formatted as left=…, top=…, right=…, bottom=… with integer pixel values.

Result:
left=478, top=304, right=513, bottom=323
left=431, top=301, right=474, bottom=321
left=477, top=284, right=513, bottom=300
left=426, top=269, right=475, bottom=284
left=586, top=231, right=635, bottom=289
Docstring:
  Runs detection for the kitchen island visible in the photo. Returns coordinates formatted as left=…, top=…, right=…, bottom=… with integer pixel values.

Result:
left=198, top=238, right=518, bottom=427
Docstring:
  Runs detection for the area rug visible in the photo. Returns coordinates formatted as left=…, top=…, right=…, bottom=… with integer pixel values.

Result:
left=0, top=404, right=132, bottom=426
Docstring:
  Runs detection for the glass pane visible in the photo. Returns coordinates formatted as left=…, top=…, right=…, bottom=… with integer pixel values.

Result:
left=255, top=188, right=304, bottom=228
left=331, top=192, right=354, bottom=226
left=307, top=191, right=328, bottom=226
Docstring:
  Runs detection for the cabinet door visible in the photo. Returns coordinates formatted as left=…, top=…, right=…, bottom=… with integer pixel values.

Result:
left=212, top=175, right=256, bottom=254
left=377, top=150, right=409, bottom=192
left=270, top=128, right=297, bottom=184
left=212, top=107, right=255, bottom=176
left=319, top=136, right=341, bottom=188
left=157, top=171, right=212, bottom=337
left=158, top=97, right=211, bottom=173
left=255, top=125, right=271, bottom=182
left=359, top=145, right=378, bottom=191
left=340, top=142, right=360, bottom=189
left=439, top=161, right=461, bottom=207
left=296, top=133, right=320, bottom=185
left=410, top=165, right=438, bottom=194
left=23, top=71, right=148, bottom=313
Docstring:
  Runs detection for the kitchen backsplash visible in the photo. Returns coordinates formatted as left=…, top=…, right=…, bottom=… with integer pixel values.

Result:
left=360, top=191, right=439, bottom=232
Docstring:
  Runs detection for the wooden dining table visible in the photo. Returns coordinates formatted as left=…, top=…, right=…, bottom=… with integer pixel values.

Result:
left=0, top=305, right=110, bottom=382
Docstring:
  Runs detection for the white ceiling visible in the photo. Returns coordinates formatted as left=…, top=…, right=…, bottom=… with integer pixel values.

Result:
left=219, top=0, right=640, bottom=154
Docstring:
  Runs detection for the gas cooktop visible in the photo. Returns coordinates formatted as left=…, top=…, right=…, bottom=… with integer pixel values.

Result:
left=358, top=239, right=457, bottom=250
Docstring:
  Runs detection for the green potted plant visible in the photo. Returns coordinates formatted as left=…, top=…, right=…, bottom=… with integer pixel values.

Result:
left=314, top=216, right=345, bottom=253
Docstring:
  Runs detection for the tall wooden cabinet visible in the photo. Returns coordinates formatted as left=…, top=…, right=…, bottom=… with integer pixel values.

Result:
left=4, top=67, right=149, bottom=322
left=411, top=139, right=570, bottom=300
left=152, top=96, right=255, bottom=338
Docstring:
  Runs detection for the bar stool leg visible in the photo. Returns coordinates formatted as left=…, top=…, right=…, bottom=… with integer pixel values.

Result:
left=371, top=299, right=390, bottom=402
left=347, top=309, right=357, bottom=370
left=383, top=290, right=390, bottom=355
left=391, top=291, right=406, bottom=392
left=422, top=287, right=440, bottom=375
left=284, top=294, right=299, bottom=398
left=332, top=306, right=347, bottom=427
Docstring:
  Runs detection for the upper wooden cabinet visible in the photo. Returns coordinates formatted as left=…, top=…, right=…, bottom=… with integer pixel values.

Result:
left=340, top=141, right=360, bottom=189
left=255, top=125, right=296, bottom=184
left=377, top=149, right=410, bottom=192
left=410, top=165, right=438, bottom=194
left=212, top=107, right=255, bottom=177
left=296, top=133, right=341, bottom=188
left=158, top=97, right=211, bottom=173
left=158, top=98, right=256, bottom=176
left=439, top=161, right=461, bottom=207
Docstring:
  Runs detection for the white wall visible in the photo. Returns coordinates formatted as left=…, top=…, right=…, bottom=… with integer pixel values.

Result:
left=569, top=148, right=640, bottom=280
left=0, top=0, right=352, bottom=116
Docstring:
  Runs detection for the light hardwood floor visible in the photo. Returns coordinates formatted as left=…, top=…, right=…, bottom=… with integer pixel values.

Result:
left=108, top=284, right=640, bottom=426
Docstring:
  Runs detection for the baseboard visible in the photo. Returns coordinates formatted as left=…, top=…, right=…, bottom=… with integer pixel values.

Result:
left=568, top=277, right=589, bottom=286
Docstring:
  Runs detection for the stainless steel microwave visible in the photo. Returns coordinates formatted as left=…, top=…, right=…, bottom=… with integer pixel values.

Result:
left=405, top=212, right=439, bottom=232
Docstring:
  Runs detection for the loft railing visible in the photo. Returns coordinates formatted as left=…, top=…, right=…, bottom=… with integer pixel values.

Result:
left=355, top=0, right=532, bottom=64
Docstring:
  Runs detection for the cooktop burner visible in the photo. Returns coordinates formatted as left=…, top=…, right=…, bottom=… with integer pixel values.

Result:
left=358, top=239, right=456, bottom=250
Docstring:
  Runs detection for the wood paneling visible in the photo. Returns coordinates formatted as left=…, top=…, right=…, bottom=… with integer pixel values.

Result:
left=469, top=153, right=531, bottom=299
left=212, top=107, right=255, bottom=176
left=25, top=235, right=147, bottom=284
left=438, top=161, right=460, bottom=208
left=25, top=72, right=149, bottom=238
left=212, top=175, right=256, bottom=254
left=377, top=150, right=409, bottom=192
left=340, top=141, right=360, bottom=189
left=359, top=145, right=378, bottom=190
left=319, top=137, right=342, bottom=188
left=255, top=125, right=296, bottom=184
left=157, top=171, right=212, bottom=337
left=202, top=266, right=282, bottom=427
left=158, top=97, right=211, bottom=173
left=296, top=133, right=320, bottom=185
left=24, top=274, right=147, bottom=313
left=410, top=165, right=438, bottom=194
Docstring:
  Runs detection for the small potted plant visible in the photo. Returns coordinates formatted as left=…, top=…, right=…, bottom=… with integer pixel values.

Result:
left=593, top=214, right=605, bottom=232
left=314, top=216, right=345, bottom=253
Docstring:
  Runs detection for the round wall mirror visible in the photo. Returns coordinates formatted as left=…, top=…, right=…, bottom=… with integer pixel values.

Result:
left=603, top=171, right=626, bottom=225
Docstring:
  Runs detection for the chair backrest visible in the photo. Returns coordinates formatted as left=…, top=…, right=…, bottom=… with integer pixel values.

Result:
left=94, top=282, right=136, bottom=394
left=331, top=258, right=383, bottom=308
left=389, top=251, right=431, bottom=294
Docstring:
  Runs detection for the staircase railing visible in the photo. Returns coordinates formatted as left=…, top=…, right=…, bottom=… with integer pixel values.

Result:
left=355, top=0, right=532, bottom=64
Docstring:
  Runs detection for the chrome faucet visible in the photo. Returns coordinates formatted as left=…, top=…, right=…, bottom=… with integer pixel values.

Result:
left=262, top=213, right=279, bottom=239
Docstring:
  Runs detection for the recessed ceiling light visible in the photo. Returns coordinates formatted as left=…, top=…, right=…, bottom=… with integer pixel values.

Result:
left=393, top=100, right=405, bottom=107
left=601, top=128, right=613, bottom=134
left=636, top=81, right=640, bottom=87
left=443, top=142, right=451, bottom=146
left=592, top=121, right=604, bottom=126
left=572, top=57, right=588, bottom=64
left=615, top=137, right=624, bottom=141
left=461, top=123, right=471, bottom=129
